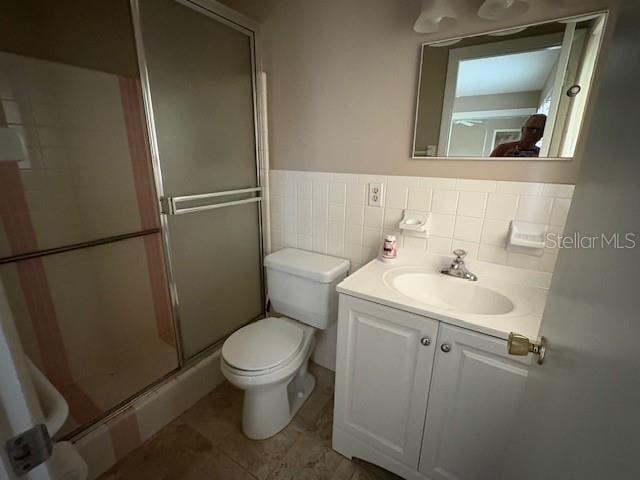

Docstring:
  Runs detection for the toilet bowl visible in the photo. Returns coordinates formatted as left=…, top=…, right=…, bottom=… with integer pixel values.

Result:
left=221, top=248, right=349, bottom=440
left=221, top=317, right=316, bottom=439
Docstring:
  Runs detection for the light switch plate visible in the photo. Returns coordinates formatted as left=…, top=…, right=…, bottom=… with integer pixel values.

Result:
left=368, top=183, right=383, bottom=207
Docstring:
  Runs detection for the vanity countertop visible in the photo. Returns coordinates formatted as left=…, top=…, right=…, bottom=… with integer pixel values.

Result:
left=337, top=248, right=551, bottom=340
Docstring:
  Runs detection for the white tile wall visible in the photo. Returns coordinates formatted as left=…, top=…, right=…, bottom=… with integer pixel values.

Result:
left=270, top=170, right=575, bottom=273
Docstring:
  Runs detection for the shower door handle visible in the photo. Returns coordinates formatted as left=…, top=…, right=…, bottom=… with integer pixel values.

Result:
left=161, top=187, right=263, bottom=215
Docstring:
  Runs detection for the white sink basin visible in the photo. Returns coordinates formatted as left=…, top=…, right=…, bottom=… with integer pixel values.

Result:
left=337, top=250, right=550, bottom=340
left=384, top=269, right=515, bottom=315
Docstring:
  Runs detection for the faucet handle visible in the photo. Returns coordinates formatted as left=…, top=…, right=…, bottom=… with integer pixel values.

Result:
left=453, top=249, right=467, bottom=260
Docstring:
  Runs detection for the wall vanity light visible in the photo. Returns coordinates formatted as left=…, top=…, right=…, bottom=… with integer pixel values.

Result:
left=414, top=0, right=457, bottom=34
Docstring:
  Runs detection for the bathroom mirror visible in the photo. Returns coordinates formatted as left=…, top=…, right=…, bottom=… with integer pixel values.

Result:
left=412, top=12, right=607, bottom=159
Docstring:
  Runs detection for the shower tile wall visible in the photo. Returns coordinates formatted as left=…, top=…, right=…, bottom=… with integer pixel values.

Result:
left=0, top=54, right=148, bottom=254
left=269, top=170, right=574, bottom=273
left=0, top=52, right=177, bottom=436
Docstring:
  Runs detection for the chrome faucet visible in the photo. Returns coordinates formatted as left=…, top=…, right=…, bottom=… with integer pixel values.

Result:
left=440, top=249, right=478, bottom=281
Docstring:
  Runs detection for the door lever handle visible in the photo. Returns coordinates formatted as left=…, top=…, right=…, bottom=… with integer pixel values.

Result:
left=507, top=332, right=547, bottom=365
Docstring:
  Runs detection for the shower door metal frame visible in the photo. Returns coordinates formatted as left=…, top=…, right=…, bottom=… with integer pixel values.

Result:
left=130, top=0, right=267, bottom=368
left=0, top=0, right=265, bottom=446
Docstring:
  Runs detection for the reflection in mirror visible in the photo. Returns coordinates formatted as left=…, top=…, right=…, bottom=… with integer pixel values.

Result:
left=412, top=12, right=607, bottom=159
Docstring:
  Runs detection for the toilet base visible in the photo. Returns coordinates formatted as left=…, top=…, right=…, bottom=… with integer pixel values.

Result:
left=242, top=369, right=316, bottom=440
left=287, top=370, right=316, bottom=423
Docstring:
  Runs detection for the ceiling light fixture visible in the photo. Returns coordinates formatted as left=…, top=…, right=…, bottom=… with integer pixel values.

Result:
left=477, top=0, right=530, bottom=21
left=414, top=0, right=457, bottom=34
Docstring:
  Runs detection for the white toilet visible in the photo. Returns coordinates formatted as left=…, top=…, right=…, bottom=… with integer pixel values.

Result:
left=221, top=248, right=349, bottom=440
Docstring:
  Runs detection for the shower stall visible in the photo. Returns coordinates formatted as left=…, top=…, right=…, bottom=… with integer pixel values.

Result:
left=0, top=0, right=265, bottom=439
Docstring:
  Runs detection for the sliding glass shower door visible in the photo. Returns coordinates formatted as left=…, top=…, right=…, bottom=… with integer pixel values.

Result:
left=134, top=0, right=264, bottom=360
left=0, top=1, right=179, bottom=437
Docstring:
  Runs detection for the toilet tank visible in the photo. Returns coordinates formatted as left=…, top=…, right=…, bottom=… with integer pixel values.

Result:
left=264, top=248, right=350, bottom=329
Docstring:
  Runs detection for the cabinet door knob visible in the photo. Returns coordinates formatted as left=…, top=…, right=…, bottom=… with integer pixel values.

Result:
left=440, top=343, right=451, bottom=353
left=420, top=336, right=431, bottom=346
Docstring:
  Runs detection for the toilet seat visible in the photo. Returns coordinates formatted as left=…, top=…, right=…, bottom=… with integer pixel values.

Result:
left=222, top=317, right=304, bottom=373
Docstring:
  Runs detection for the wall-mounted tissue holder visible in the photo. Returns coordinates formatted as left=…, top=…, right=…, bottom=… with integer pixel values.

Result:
left=509, top=221, right=546, bottom=249
left=399, top=210, right=430, bottom=237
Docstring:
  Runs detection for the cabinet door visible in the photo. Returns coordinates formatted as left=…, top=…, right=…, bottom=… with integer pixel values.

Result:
left=334, top=295, right=438, bottom=468
left=419, top=324, right=531, bottom=480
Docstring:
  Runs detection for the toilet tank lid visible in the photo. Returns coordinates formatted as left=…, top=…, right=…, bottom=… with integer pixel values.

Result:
left=264, top=248, right=350, bottom=283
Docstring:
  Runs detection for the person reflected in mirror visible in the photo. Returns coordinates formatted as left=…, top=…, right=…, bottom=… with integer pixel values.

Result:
left=490, top=114, right=547, bottom=157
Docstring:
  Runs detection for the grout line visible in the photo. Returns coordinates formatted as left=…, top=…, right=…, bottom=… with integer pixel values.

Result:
left=212, top=444, right=262, bottom=480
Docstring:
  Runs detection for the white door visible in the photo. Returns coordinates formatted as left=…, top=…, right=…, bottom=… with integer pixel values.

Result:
left=502, top=2, right=640, bottom=478
left=419, top=324, right=531, bottom=480
left=333, top=295, right=438, bottom=468
left=0, top=279, right=56, bottom=480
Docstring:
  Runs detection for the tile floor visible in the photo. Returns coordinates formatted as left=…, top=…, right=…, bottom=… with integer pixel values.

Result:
left=100, top=363, right=402, bottom=480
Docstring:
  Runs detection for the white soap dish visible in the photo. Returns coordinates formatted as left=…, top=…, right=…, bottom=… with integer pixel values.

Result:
left=399, top=210, right=430, bottom=234
left=509, top=221, right=546, bottom=249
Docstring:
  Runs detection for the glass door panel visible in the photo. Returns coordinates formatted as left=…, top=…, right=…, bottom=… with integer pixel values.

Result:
left=0, top=234, right=178, bottom=438
left=0, top=43, right=159, bottom=259
left=136, top=0, right=264, bottom=359
left=1, top=1, right=178, bottom=438
left=169, top=203, right=263, bottom=358
left=138, top=0, right=257, bottom=196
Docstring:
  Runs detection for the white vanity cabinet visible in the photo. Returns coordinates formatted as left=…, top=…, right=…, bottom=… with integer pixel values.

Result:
left=419, top=324, right=531, bottom=480
left=333, top=294, right=533, bottom=480
left=333, top=294, right=439, bottom=469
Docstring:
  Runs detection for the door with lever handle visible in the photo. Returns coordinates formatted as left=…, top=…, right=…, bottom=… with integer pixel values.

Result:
left=507, top=332, right=547, bottom=364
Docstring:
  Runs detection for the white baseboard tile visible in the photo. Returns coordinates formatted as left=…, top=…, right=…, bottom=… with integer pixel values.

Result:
left=74, top=424, right=116, bottom=480
left=75, top=349, right=225, bottom=479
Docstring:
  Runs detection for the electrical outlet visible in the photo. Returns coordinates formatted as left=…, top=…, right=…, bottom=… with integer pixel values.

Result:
left=368, top=183, right=383, bottom=207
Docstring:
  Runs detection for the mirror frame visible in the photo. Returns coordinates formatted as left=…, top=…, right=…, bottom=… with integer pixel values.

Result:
left=411, top=10, right=609, bottom=161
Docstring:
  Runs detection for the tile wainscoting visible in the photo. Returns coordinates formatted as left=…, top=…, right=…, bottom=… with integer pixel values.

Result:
left=269, top=170, right=574, bottom=273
